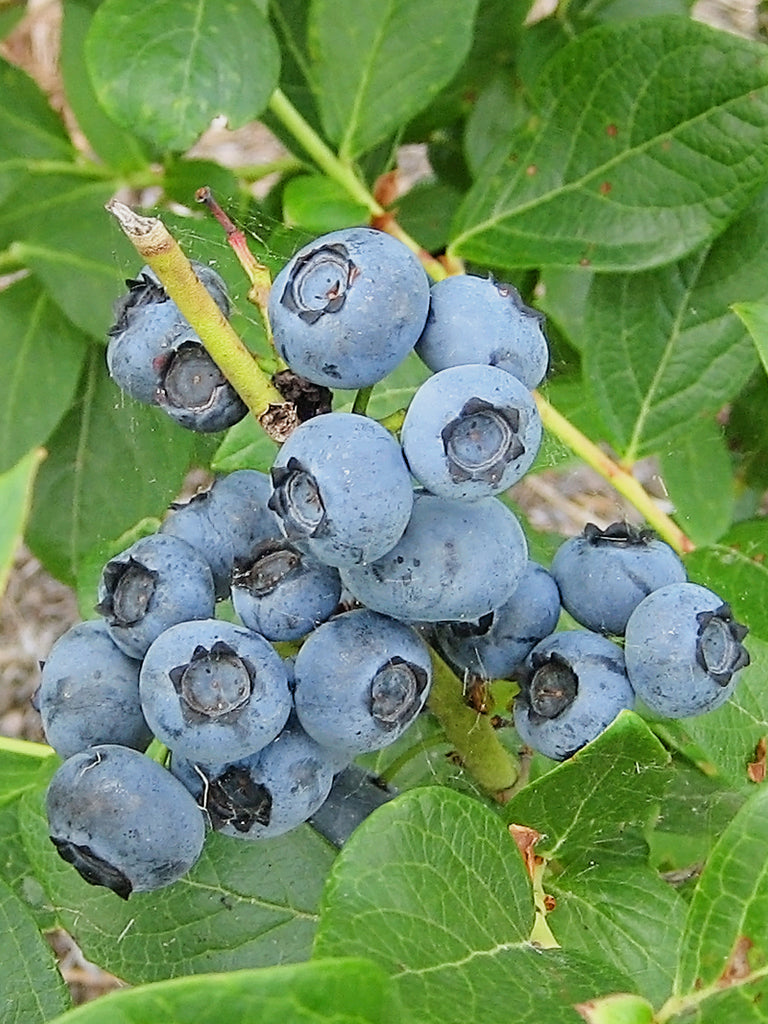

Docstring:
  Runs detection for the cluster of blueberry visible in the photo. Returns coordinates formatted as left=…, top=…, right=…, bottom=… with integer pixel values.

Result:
left=505, top=523, right=751, bottom=761
left=38, top=225, right=750, bottom=899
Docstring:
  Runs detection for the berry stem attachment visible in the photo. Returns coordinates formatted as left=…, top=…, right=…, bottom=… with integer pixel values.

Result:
left=427, top=650, right=520, bottom=801
left=105, top=199, right=297, bottom=442
left=194, top=187, right=276, bottom=351
left=534, top=391, right=695, bottom=555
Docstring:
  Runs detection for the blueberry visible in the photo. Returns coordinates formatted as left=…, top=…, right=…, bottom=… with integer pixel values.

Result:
left=268, top=227, right=430, bottom=389
left=37, top=619, right=152, bottom=758
left=401, top=363, right=543, bottom=500
left=513, top=630, right=635, bottom=761
left=107, top=263, right=231, bottom=405
left=293, top=609, right=432, bottom=754
left=139, top=618, right=292, bottom=765
left=171, top=714, right=338, bottom=840
left=160, top=469, right=283, bottom=599
left=95, top=533, right=215, bottom=659
left=340, top=490, right=528, bottom=622
left=551, top=522, right=687, bottom=636
left=107, top=263, right=247, bottom=433
left=268, top=412, right=413, bottom=567
left=231, top=538, right=341, bottom=641
left=433, top=561, right=561, bottom=680
left=46, top=744, right=205, bottom=898
left=624, top=582, right=750, bottom=718
left=415, top=274, right=549, bottom=390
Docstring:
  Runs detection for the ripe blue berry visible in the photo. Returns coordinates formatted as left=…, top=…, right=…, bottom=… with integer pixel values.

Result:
left=415, top=274, right=549, bottom=389
left=95, top=533, right=216, bottom=659
left=37, top=619, right=152, bottom=759
left=341, top=491, right=528, bottom=622
left=107, top=264, right=246, bottom=433
left=139, top=618, right=292, bottom=765
left=268, top=412, right=413, bottom=567
left=231, top=538, right=341, bottom=641
left=433, top=561, right=561, bottom=680
left=401, top=363, right=542, bottom=500
left=160, top=469, right=283, bottom=599
left=293, top=609, right=432, bottom=754
left=624, top=582, right=750, bottom=718
left=171, top=715, right=338, bottom=840
left=268, top=227, right=430, bottom=389
left=551, top=522, right=687, bottom=636
left=46, top=744, right=205, bottom=898
left=514, top=630, right=634, bottom=761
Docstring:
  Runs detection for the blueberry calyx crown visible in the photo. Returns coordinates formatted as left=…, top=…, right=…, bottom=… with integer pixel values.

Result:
left=169, top=641, right=256, bottom=723
left=50, top=835, right=132, bottom=900
left=695, top=602, right=750, bottom=687
left=494, top=279, right=545, bottom=325
left=370, top=657, right=429, bottom=729
left=158, top=341, right=239, bottom=413
left=525, top=651, right=579, bottom=719
left=280, top=242, right=359, bottom=325
left=202, top=764, right=273, bottom=833
left=269, top=458, right=327, bottom=539
left=582, top=522, right=656, bottom=547
left=107, top=273, right=168, bottom=338
left=232, top=540, right=303, bottom=597
left=441, top=397, right=524, bottom=485
left=95, top=556, right=158, bottom=626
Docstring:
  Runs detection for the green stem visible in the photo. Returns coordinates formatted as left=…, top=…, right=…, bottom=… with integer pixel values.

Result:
left=352, top=385, right=374, bottom=416
left=266, top=89, right=451, bottom=281
left=535, top=391, right=695, bottom=554
left=0, top=736, right=54, bottom=758
left=426, top=650, right=519, bottom=801
left=268, top=89, right=382, bottom=215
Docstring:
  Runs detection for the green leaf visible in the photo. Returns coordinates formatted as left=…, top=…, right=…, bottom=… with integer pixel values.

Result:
left=45, top=959, right=396, bottom=1024
left=549, top=860, right=687, bottom=1007
left=505, top=712, right=672, bottom=868
left=0, top=277, right=87, bottom=474
left=61, top=0, right=151, bottom=171
left=659, top=418, right=734, bottom=546
left=0, top=448, right=46, bottom=598
left=450, top=18, right=768, bottom=272
left=676, top=785, right=768, bottom=995
left=20, top=786, right=336, bottom=984
left=0, top=57, right=72, bottom=205
left=315, top=788, right=632, bottom=1024
left=580, top=184, right=768, bottom=459
left=13, top=181, right=148, bottom=340
left=390, top=180, right=463, bottom=254
left=0, top=877, right=70, bottom=1024
left=282, top=174, right=369, bottom=234
left=212, top=416, right=279, bottom=473
left=733, top=300, right=768, bottom=379
left=668, top=636, right=768, bottom=788
left=0, top=798, right=57, bottom=932
left=307, top=0, right=479, bottom=160
left=0, top=741, right=57, bottom=809
left=685, top=520, right=768, bottom=641
left=85, top=0, right=281, bottom=152
left=25, top=350, right=199, bottom=585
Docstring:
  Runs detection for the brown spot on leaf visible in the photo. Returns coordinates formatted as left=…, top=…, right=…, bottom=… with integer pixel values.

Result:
left=526, top=164, right=538, bottom=176
left=748, top=737, right=767, bottom=783
left=599, top=181, right=612, bottom=195
left=718, top=936, right=753, bottom=987
left=508, top=823, right=543, bottom=880
left=579, top=257, right=591, bottom=267
left=606, top=123, right=618, bottom=137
